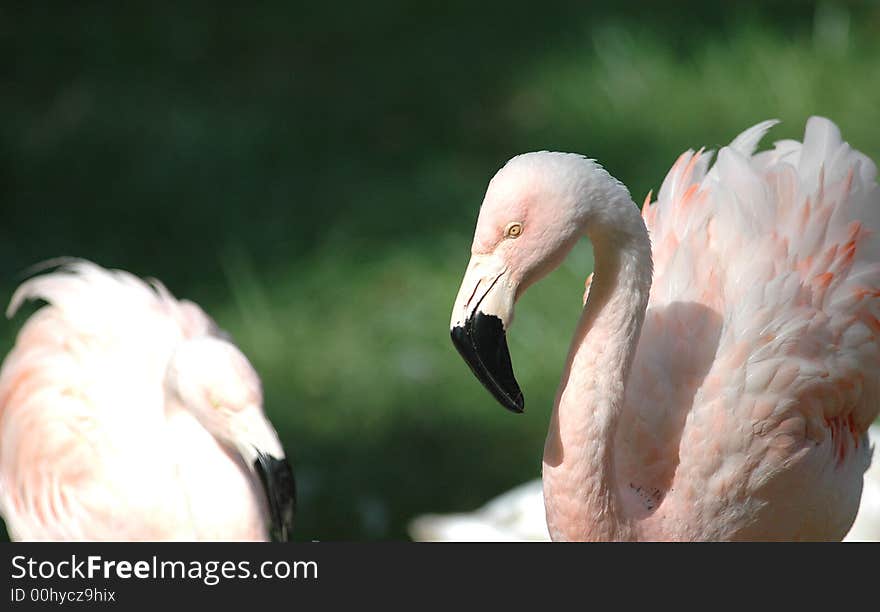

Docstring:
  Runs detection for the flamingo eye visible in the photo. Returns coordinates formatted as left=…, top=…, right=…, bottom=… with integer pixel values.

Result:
left=504, top=222, right=523, bottom=239
left=207, top=392, right=224, bottom=410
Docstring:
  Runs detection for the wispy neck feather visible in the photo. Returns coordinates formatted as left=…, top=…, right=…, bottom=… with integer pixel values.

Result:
left=542, top=192, right=652, bottom=541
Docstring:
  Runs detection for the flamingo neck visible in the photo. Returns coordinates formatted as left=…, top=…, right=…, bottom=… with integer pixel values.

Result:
left=542, top=205, right=652, bottom=541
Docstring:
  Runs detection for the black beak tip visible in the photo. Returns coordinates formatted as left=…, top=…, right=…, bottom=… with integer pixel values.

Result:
left=254, top=453, right=296, bottom=542
left=505, top=391, right=525, bottom=414
left=451, top=313, right=525, bottom=414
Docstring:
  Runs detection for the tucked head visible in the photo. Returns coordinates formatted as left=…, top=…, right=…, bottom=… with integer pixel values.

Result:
left=450, top=151, right=636, bottom=413
left=166, top=335, right=296, bottom=541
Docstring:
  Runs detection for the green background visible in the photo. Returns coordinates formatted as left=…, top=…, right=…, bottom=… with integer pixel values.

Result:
left=2, top=1, right=879, bottom=540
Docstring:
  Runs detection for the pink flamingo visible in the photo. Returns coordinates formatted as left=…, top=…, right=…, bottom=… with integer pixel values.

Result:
left=450, top=117, right=880, bottom=541
left=0, top=261, right=295, bottom=541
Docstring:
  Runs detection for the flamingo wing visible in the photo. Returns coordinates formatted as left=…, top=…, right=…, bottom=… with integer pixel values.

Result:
left=620, top=118, right=880, bottom=539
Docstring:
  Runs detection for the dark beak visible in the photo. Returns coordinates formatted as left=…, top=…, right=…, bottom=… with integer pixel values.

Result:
left=451, top=310, right=524, bottom=413
left=254, top=453, right=297, bottom=542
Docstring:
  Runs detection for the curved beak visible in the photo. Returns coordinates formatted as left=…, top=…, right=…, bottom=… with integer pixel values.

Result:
left=450, top=253, right=524, bottom=413
left=253, top=451, right=297, bottom=542
left=234, top=413, right=297, bottom=542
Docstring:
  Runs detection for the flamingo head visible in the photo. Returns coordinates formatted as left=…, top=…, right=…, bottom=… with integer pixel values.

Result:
left=450, top=152, right=631, bottom=413
left=166, top=335, right=296, bottom=541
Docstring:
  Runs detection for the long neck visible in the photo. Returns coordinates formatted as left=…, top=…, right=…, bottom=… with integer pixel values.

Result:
left=542, top=201, right=652, bottom=541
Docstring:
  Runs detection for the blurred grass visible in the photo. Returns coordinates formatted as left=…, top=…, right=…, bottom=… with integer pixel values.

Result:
left=1, top=1, right=879, bottom=540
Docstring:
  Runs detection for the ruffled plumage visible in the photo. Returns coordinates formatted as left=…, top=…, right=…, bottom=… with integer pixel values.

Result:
left=624, top=117, right=880, bottom=538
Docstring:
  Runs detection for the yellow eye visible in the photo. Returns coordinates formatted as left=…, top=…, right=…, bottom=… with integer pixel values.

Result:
left=208, top=393, right=224, bottom=410
left=504, top=222, right=523, bottom=239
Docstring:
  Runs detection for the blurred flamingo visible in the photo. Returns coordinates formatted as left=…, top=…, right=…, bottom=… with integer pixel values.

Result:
left=450, top=117, right=880, bottom=540
left=0, top=260, right=295, bottom=541
left=409, top=479, right=550, bottom=542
